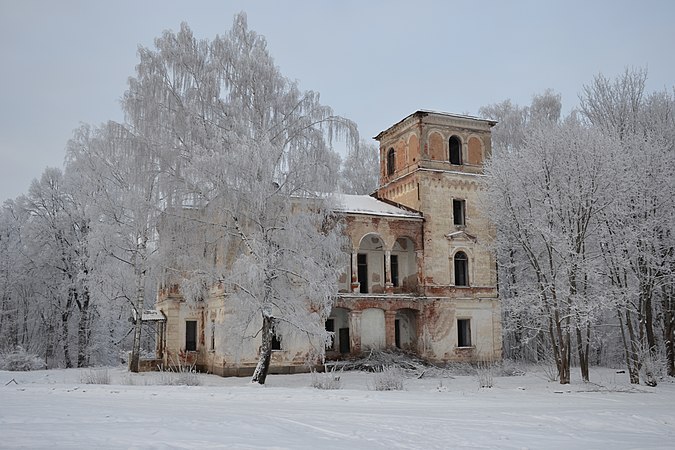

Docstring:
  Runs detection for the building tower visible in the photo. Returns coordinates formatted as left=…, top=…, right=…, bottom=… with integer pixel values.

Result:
left=374, top=110, right=500, bottom=359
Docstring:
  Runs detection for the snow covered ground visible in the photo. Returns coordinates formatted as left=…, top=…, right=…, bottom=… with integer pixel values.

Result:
left=1, top=366, right=674, bottom=449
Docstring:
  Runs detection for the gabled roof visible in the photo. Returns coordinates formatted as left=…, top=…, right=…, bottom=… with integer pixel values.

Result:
left=334, top=194, right=422, bottom=219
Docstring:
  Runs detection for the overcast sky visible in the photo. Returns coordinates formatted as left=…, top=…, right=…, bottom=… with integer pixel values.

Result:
left=1, top=0, right=673, bottom=202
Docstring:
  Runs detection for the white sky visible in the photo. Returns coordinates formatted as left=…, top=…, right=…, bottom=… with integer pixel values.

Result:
left=1, top=0, right=673, bottom=202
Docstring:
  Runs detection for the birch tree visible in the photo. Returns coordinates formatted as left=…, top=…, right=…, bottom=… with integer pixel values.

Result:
left=340, top=140, right=379, bottom=195
left=580, top=68, right=675, bottom=381
left=66, top=122, right=163, bottom=372
left=120, top=14, right=356, bottom=383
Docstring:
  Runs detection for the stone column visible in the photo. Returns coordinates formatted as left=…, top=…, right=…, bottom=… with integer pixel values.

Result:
left=385, top=310, right=397, bottom=348
left=350, top=251, right=360, bottom=293
left=415, top=250, right=424, bottom=294
left=348, top=310, right=362, bottom=354
left=384, top=250, right=393, bottom=293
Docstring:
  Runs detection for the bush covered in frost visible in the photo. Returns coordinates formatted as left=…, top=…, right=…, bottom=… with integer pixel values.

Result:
left=371, top=366, right=405, bottom=391
left=0, top=347, right=45, bottom=371
left=81, top=368, right=111, bottom=384
left=311, top=367, right=342, bottom=390
left=158, top=363, right=201, bottom=386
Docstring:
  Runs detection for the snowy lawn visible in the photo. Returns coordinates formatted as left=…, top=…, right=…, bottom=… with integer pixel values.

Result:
left=1, top=366, right=674, bottom=449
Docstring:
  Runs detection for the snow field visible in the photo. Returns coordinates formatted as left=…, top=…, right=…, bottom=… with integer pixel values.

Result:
left=1, top=366, right=674, bottom=449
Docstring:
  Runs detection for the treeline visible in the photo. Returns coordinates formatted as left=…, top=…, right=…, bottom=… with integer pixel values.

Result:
left=0, top=14, right=369, bottom=373
left=482, top=69, right=675, bottom=384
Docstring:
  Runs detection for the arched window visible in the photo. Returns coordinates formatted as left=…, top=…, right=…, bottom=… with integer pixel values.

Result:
left=387, top=148, right=396, bottom=176
left=454, top=251, right=468, bottom=286
left=449, top=136, right=462, bottom=165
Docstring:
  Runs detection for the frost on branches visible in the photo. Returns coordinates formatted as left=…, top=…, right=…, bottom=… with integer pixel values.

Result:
left=119, top=13, right=357, bottom=383
left=481, top=71, right=675, bottom=384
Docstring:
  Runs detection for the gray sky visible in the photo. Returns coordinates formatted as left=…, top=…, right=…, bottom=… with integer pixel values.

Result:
left=1, top=0, right=673, bottom=202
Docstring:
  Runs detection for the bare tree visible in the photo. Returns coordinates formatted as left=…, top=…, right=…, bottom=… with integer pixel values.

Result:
left=120, top=14, right=356, bottom=383
left=340, top=140, right=379, bottom=195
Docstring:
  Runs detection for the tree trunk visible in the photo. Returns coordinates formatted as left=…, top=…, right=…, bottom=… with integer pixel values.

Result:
left=617, top=308, right=640, bottom=384
left=77, top=288, right=90, bottom=367
left=129, top=268, right=146, bottom=373
left=251, top=315, right=274, bottom=385
left=662, top=284, right=675, bottom=377
left=576, top=324, right=590, bottom=382
left=61, top=310, right=72, bottom=368
left=130, top=238, right=148, bottom=373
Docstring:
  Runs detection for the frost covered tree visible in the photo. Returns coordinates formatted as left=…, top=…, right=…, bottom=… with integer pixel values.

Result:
left=340, top=140, right=379, bottom=195
left=580, top=68, right=675, bottom=381
left=484, top=114, right=617, bottom=384
left=66, top=122, right=164, bottom=372
left=120, top=14, right=356, bottom=383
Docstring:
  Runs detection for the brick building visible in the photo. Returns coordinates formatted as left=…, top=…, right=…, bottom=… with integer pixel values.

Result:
left=154, top=110, right=501, bottom=376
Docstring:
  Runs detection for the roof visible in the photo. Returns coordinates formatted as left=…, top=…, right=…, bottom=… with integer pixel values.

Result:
left=334, top=194, right=422, bottom=219
left=132, top=309, right=167, bottom=322
left=374, top=110, right=497, bottom=140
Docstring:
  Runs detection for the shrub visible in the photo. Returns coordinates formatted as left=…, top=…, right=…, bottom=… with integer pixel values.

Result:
left=475, top=360, right=494, bottom=388
left=157, top=363, right=201, bottom=386
left=81, top=368, right=111, bottom=385
left=372, top=366, right=405, bottom=391
left=311, top=367, right=342, bottom=390
left=0, top=347, right=45, bottom=371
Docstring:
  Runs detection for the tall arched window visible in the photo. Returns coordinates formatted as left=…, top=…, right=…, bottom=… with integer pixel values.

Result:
left=387, top=148, right=396, bottom=176
left=449, top=136, right=462, bottom=165
left=454, top=251, right=468, bottom=286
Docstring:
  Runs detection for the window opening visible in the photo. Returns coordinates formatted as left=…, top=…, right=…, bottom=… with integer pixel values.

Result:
left=391, top=255, right=399, bottom=287
left=358, top=253, right=368, bottom=293
left=272, top=332, right=282, bottom=351
left=449, top=136, right=462, bottom=165
left=454, top=251, right=468, bottom=286
left=458, top=319, right=471, bottom=347
left=339, top=328, right=351, bottom=354
left=453, top=199, right=465, bottom=226
left=185, top=320, right=197, bottom=352
left=387, top=148, right=396, bottom=176
left=325, top=319, right=335, bottom=350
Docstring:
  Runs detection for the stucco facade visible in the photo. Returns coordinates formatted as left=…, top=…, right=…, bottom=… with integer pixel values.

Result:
left=154, top=110, right=501, bottom=375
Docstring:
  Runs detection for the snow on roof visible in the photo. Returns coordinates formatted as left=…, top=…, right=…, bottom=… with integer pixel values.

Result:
left=334, top=194, right=422, bottom=219
left=132, top=309, right=166, bottom=322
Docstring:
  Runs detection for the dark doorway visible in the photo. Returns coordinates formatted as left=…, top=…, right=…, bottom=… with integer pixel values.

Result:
left=339, top=328, right=350, bottom=354
left=358, top=253, right=368, bottom=293
left=394, top=319, right=401, bottom=349
left=391, top=255, right=399, bottom=287
left=185, top=320, right=197, bottom=351
left=325, top=319, right=335, bottom=350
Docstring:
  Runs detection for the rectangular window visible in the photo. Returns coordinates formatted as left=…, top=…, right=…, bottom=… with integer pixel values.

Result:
left=457, top=319, right=471, bottom=347
left=453, top=199, right=465, bottom=226
left=185, top=320, right=197, bottom=352
left=391, top=255, right=399, bottom=287
left=272, top=332, right=282, bottom=351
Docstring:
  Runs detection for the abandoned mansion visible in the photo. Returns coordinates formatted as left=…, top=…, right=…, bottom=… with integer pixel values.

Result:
left=153, top=110, right=502, bottom=376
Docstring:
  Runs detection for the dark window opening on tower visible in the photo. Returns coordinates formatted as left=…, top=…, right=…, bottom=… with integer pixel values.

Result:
left=453, top=199, right=465, bottom=226
left=458, top=319, right=471, bottom=347
left=449, top=136, right=462, bottom=165
left=387, top=148, right=396, bottom=176
left=454, top=251, right=468, bottom=286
